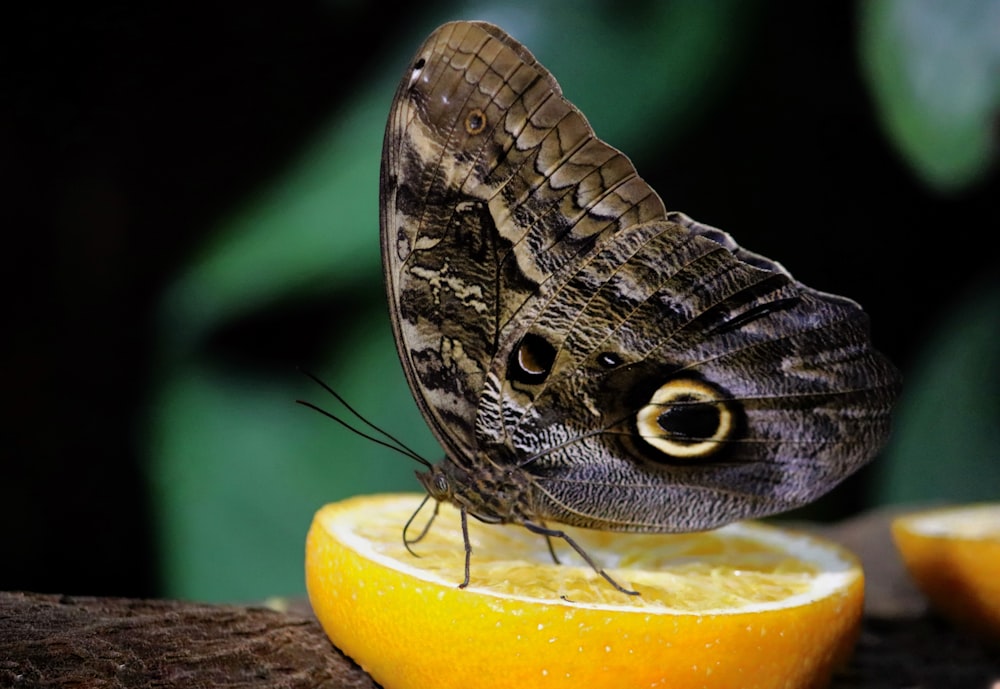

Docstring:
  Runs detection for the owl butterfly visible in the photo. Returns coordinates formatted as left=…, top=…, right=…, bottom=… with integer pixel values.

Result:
left=379, top=20, right=899, bottom=594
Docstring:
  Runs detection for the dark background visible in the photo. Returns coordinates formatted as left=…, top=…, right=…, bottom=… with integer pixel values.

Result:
left=4, top=2, right=997, bottom=599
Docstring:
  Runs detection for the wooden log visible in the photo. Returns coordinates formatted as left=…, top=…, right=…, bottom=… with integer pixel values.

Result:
left=2, top=510, right=998, bottom=688
left=0, top=592, right=375, bottom=689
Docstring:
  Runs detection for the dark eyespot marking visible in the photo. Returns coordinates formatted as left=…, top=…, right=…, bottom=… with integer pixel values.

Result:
left=507, top=334, right=556, bottom=384
left=636, top=379, right=736, bottom=460
left=465, top=108, right=487, bottom=135
left=657, top=401, right=721, bottom=441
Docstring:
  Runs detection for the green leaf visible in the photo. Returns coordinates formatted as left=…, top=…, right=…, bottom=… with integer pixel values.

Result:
left=859, top=0, right=1000, bottom=192
left=157, top=88, right=389, bottom=354
left=149, top=310, right=438, bottom=601
left=869, top=280, right=1000, bottom=505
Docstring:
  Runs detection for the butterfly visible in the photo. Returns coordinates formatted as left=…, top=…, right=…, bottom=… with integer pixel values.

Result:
left=378, top=20, right=899, bottom=594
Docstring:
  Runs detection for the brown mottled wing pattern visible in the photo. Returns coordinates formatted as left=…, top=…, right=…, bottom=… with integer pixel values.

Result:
left=381, top=20, right=899, bottom=533
left=479, top=210, right=899, bottom=530
left=380, top=21, right=666, bottom=463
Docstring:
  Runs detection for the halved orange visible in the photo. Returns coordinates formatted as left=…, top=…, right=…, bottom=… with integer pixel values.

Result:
left=306, top=493, right=863, bottom=689
left=892, top=503, right=1000, bottom=640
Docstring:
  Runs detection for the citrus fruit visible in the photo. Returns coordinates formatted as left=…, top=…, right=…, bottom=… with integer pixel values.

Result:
left=892, top=503, right=1000, bottom=640
left=306, top=493, right=863, bottom=689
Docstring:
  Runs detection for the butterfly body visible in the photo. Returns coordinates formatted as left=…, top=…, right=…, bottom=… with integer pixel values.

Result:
left=380, top=21, right=899, bottom=580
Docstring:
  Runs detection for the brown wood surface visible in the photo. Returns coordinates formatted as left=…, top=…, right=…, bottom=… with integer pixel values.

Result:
left=2, top=509, right=998, bottom=689
left=0, top=592, right=376, bottom=689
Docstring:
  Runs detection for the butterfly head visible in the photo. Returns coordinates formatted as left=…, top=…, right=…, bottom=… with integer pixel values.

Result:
left=416, top=463, right=454, bottom=504
left=417, top=455, right=534, bottom=526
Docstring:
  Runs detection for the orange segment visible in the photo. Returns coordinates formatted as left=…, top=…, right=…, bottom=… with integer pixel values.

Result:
left=892, top=503, right=1000, bottom=640
left=306, top=493, right=864, bottom=689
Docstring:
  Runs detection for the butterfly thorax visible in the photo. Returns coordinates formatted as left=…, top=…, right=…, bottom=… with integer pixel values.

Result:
left=418, top=455, right=535, bottom=525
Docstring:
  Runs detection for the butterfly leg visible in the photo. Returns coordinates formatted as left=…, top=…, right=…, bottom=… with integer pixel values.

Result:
left=402, top=494, right=439, bottom=557
left=459, top=506, right=472, bottom=588
left=538, top=522, right=562, bottom=565
left=523, top=522, right=639, bottom=596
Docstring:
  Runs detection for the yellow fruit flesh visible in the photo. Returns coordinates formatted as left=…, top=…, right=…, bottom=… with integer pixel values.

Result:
left=307, top=494, right=864, bottom=689
left=893, top=504, right=1000, bottom=641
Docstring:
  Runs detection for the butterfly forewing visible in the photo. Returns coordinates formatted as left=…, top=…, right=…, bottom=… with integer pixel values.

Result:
left=381, top=21, right=667, bottom=460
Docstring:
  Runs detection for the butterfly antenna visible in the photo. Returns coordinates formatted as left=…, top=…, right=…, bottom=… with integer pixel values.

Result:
left=297, top=369, right=432, bottom=468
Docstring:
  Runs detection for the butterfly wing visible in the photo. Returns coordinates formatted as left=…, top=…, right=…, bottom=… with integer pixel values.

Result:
left=478, top=209, right=899, bottom=530
left=380, top=21, right=666, bottom=462
left=381, top=20, right=900, bottom=532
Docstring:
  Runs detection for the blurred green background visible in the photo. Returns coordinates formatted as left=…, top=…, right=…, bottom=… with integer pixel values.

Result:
left=5, top=0, right=997, bottom=602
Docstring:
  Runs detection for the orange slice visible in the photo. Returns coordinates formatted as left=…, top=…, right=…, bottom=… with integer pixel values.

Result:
left=306, top=493, right=863, bottom=689
left=892, top=503, right=1000, bottom=640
